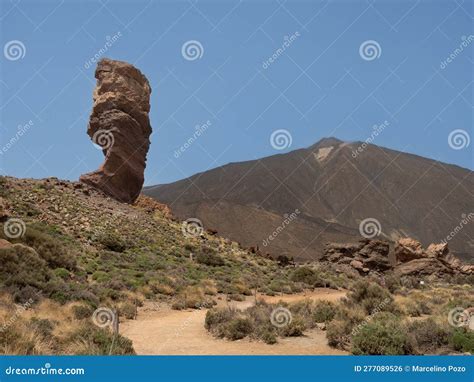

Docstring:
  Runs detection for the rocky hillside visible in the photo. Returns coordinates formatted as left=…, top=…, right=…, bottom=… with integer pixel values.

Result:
left=1, top=175, right=337, bottom=354
left=145, top=138, right=474, bottom=262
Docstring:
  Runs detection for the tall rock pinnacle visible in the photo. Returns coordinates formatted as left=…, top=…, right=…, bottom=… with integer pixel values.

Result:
left=80, top=58, right=152, bottom=203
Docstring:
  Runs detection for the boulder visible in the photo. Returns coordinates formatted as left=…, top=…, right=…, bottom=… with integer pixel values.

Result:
left=80, top=58, right=153, bottom=203
left=425, top=243, right=449, bottom=258
left=395, top=257, right=454, bottom=277
left=394, top=238, right=424, bottom=263
left=0, top=239, right=12, bottom=249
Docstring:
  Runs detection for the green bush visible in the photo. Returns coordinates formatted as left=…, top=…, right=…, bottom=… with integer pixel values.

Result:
left=224, top=318, right=253, bottom=340
left=72, top=304, right=95, bottom=320
left=20, top=227, right=76, bottom=270
left=406, top=318, right=449, bottom=354
left=196, top=252, right=225, bottom=266
left=351, top=313, right=411, bottom=355
left=70, top=324, right=135, bottom=355
left=290, top=267, right=317, bottom=285
left=96, top=232, right=130, bottom=253
left=312, top=300, right=337, bottom=323
left=450, top=328, right=474, bottom=353
left=326, top=319, right=352, bottom=349
left=348, top=281, right=396, bottom=315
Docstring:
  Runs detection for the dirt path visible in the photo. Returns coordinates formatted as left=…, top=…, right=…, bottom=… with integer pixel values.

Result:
left=121, top=289, right=348, bottom=355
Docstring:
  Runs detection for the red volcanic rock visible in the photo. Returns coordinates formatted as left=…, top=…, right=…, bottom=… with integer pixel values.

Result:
left=80, top=58, right=152, bottom=203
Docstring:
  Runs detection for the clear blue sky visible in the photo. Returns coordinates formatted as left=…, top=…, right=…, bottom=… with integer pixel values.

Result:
left=1, top=0, right=472, bottom=186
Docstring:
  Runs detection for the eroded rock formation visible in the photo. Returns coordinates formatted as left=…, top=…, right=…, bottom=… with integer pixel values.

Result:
left=321, top=238, right=473, bottom=277
left=80, top=58, right=152, bottom=203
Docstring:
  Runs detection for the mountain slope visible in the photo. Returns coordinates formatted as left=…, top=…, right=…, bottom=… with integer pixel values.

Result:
left=145, top=138, right=474, bottom=262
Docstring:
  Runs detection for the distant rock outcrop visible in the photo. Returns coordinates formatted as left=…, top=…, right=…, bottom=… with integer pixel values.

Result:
left=321, top=239, right=392, bottom=275
left=80, top=58, right=152, bottom=203
left=321, top=237, right=473, bottom=277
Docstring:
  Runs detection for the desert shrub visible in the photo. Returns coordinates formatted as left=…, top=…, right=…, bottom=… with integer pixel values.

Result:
left=450, top=328, right=474, bottom=353
left=173, top=286, right=215, bottom=310
left=406, top=318, right=449, bottom=354
left=196, top=252, right=225, bottom=266
left=118, top=301, right=137, bottom=319
left=280, top=317, right=306, bottom=337
left=227, top=294, right=245, bottom=301
left=205, top=308, right=236, bottom=332
left=348, top=281, right=397, bottom=315
left=69, top=324, right=135, bottom=355
left=403, top=299, right=431, bottom=317
left=351, top=313, right=411, bottom=355
left=224, top=318, right=253, bottom=340
left=96, top=231, right=130, bottom=253
left=29, top=318, right=55, bottom=338
left=384, top=275, right=401, bottom=293
left=325, top=305, right=366, bottom=350
left=290, top=267, right=317, bottom=285
left=54, top=268, right=70, bottom=280
left=0, top=245, right=51, bottom=296
left=148, top=281, right=175, bottom=296
left=327, top=319, right=352, bottom=349
left=72, top=304, right=95, bottom=320
left=312, top=300, right=337, bottom=323
left=21, top=227, right=76, bottom=270
left=257, top=327, right=277, bottom=344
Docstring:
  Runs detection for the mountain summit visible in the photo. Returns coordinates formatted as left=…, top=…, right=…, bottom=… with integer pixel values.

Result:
left=145, top=138, right=474, bottom=262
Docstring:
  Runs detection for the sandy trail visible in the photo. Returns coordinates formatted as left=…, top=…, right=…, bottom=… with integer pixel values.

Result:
left=121, top=288, right=348, bottom=355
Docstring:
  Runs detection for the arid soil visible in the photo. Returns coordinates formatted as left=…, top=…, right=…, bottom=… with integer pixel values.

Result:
left=121, top=289, right=348, bottom=355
